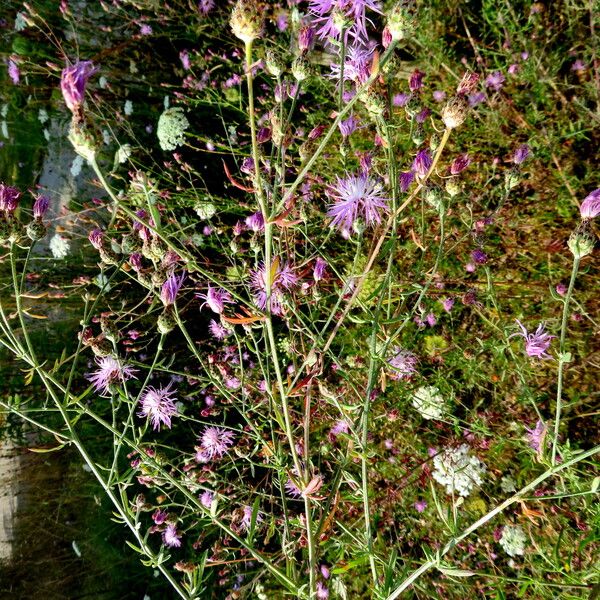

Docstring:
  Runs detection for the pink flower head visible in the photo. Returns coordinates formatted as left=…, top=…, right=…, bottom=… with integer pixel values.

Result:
left=8, top=58, right=20, bottom=85
left=313, top=257, right=328, bottom=282
left=512, top=320, right=555, bottom=360
left=87, top=356, right=137, bottom=395
left=580, top=188, right=600, bottom=220
left=239, top=504, right=262, bottom=533
left=338, top=114, right=359, bottom=138
left=525, top=420, right=547, bottom=454
left=327, top=173, right=389, bottom=236
left=309, top=0, right=382, bottom=42
left=197, top=426, right=235, bottom=461
left=485, top=70, right=505, bottom=91
left=208, top=319, right=231, bottom=340
left=138, top=381, right=178, bottom=431
left=414, top=499, right=427, bottom=513
left=387, top=348, right=418, bottom=380
left=412, top=149, right=432, bottom=179
left=433, top=90, right=446, bottom=102
left=298, top=25, right=315, bottom=53
left=197, top=285, right=233, bottom=314
left=0, top=183, right=21, bottom=213
left=450, top=154, right=471, bottom=175
left=250, top=259, right=298, bottom=315
left=32, top=195, right=50, bottom=219
left=456, top=71, right=480, bottom=96
left=162, top=523, right=182, bottom=548
left=198, top=0, right=215, bottom=15
left=88, top=227, right=104, bottom=250
left=399, top=170, right=415, bottom=192
left=316, top=581, right=329, bottom=599
left=160, top=271, right=186, bottom=306
left=61, top=60, right=98, bottom=112
left=512, top=144, right=531, bottom=165
left=200, top=490, right=214, bottom=508
left=330, top=43, right=374, bottom=84
left=245, top=210, right=265, bottom=232
left=409, top=68, right=425, bottom=92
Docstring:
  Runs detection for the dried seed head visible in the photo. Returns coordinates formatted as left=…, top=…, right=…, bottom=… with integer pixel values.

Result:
left=230, top=0, right=263, bottom=44
left=441, top=95, right=468, bottom=129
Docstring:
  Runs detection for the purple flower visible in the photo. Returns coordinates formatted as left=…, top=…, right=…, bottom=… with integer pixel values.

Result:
left=285, top=476, right=302, bottom=498
left=485, top=70, right=505, bottom=91
left=399, top=170, right=415, bottom=192
left=33, top=195, right=50, bottom=219
left=442, top=297, right=455, bottom=313
left=512, top=144, right=531, bottom=165
left=138, top=382, right=178, bottom=431
left=450, top=154, right=471, bottom=175
left=415, top=108, right=431, bottom=124
left=197, top=284, right=233, bottom=314
left=0, top=183, right=21, bottom=213
left=309, top=0, right=382, bottom=42
left=196, top=426, right=235, bottom=461
left=88, top=228, right=104, bottom=250
left=316, top=582, right=329, bottom=599
left=200, top=490, right=214, bottom=508
left=433, top=90, right=446, bottom=102
left=392, top=92, right=410, bottom=107
left=298, top=25, right=315, bottom=53
left=7, top=58, right=20, bottom=85
left=313, top=257, right=328, bottom=282
left=525, top=420, right=547, bottom=454
left=412, top=150, right=432, bottom=179
left=160, top=272, right=186, bottom=306
left=414, top=499, right=427, bottom=513
left=162, top=523, right=182, bottom=548
left=60, top=60, right=98, bottom=112
left=330, top=43, right=373, bottom=84
left=239, top=504, right=262, bottom=533
left=250, top=260, right=298, bottom=315
left=152, top=509, right=168, bottom=524
left=208, top=319, right=231, bottom=340
left=580, top=188, right=600, bottom=219
left=571, top=59, right=586, bottom=72
left=471, top=248, right=488, bottom=265
left=468, top=92, right=486, bottom=107
left=387, top=348, right=418, bottom=380
left=245, top=210, right=265, bottom=232
left=456, top=71, right=480, bottom=96
left=139, top=23, right=152, bottom=35
left=87, top=356, right=137, bottom=395
left=338, top=114, right=359, bottom=138
left=409, top=69, right=425, bottom=92
left=179, top=50, right=191, bottom=70
left=198, top=0, right=215, bottom=15
left=327, top=173, right=389, bottom=236
left=511, top=320, right=555, bottom=360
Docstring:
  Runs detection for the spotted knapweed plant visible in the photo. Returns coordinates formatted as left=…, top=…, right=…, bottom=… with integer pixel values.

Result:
left=0, top=1, right=598, bottom=599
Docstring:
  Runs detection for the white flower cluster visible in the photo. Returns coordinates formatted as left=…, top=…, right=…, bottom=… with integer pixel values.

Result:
left=432, top=444, right=486, bottom=497
left=49, top=233, right=70, bottom=259
left=499, top=524, right=527, bottom=557
left=412, top=385, right=445, bottom=420
left=157, top=107, right=189, bottom=151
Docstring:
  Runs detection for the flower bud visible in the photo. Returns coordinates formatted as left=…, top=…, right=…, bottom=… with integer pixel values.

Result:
left=445, top=177, right=461, bottom=197
left=157, top=306, right=177, bottom=334
left=292, top=57, right=311, bottom=82
left=68, top=118, right=99, bottom=162
left=387, top=2, right=415, bottom=41
left=504, top=168, right=520, bottom=192
left=230, top=0, right=263, bottom=44
left=26, top=220, right=48, bottom=241
left=441, top=95, right=468, bottom=129
left=568, top=222, right=595, bottom=259
left=265, top=49, right=285, bottom=77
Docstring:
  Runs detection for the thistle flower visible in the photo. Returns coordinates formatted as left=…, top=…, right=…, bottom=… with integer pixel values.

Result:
left=512, top=144, right=531, bottom=165
left=208, top=319, right=231, bottom=340
left=525, top=420, right=547, bottom=454
left=230, top=0, right=263, bottom=43
left=327, top=173, right=389, bottom=236
left=245, top=211, right=265, bottom=232
left=450, top=154, right=471, bottom=175
left=298, top=25, right=315, bottom=53
left=412, top=149, right=432, bottom=179
left=456, top=71, right=480, bottom=96
left=32, top=195, right=50, bottom=219
left=316, top=582, right=329, bottom=599
left=250, top=260, right=298, bottom=315
left=580, top=188, right=600, bottom=220
left=399, top=170, right=415, bottom=192
left=339, top=114, right=359, bottom=138
left=87, top=356, right=137, bottom=395
left=387, top=348, right=418, bottom=380
left=198, top=0, right=215, bottom=15
left=0, top=183, right=20, bottom=213
left=88, top=227, right=104, bottom=250
left=160, top=272, right=186, bottom=306
left=200, top=490, right=214, bottom=508
left=485, top=70, right=505, bottom=91
left=330, top=43, right=374, bottom=84
left=138, top=382, right=178, bottom=431
left=60, top=60, right=98, bottom=113
left=196, top=426, right=235, bottom=461
left=309, top=0, right=382, bottom=42
left=197, top=285, right=233, bottom=314
left=162, top=523, right=182, bottom=548
left=409, top=68, right=425, bottom=92
left=511, top=320, right=555, bottom=360
left=313, top=257, right=328, bottom=282
left=239, top=504, right=262, bottom=533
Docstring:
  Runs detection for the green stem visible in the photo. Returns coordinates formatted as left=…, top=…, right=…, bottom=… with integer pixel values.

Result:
left=551, top=256, right=580, bottom=465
